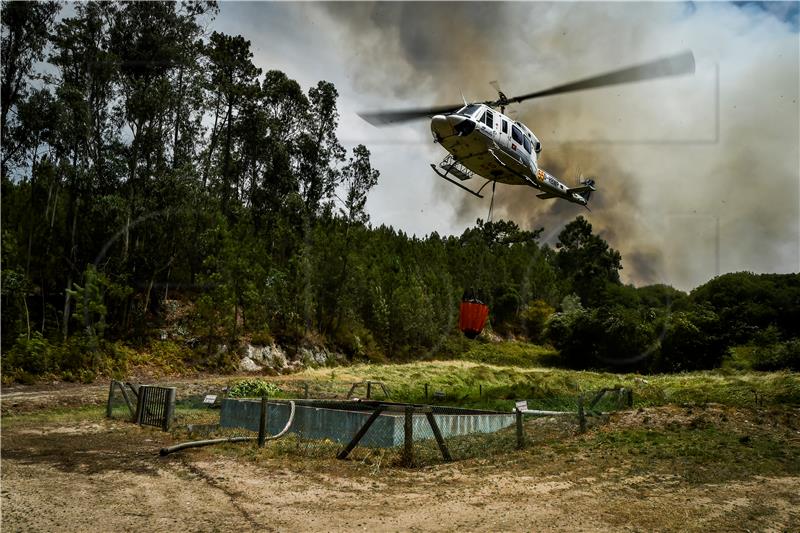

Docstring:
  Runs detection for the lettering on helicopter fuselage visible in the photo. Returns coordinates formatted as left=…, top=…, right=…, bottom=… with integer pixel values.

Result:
left=537, top=169, right=561, bottom=189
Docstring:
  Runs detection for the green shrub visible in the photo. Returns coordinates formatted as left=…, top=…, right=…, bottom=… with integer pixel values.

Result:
left=519, top=300, right=555, bottom=342
left=228, top=378, right=283, bottom=398
left=250, top=329, right=274, bottom=346
left=5, top=332, right=54, bottom=374
left=651, top=309, right=725, bottom=373
left=546, top=306, right=658, bottom=372
left=751, top=339, right=800, bottom=371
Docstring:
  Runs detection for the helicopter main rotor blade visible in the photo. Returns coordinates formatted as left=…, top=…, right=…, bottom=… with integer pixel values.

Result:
left=498, top=50, right=695, bottom=106
left=358, top=103, right=464, bottom=126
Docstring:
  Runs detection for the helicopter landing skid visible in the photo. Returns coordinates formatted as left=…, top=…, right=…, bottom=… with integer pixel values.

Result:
left=430, top=163, right=488, bottom=198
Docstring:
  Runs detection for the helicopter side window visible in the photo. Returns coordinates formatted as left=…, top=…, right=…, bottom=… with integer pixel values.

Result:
left=511, top=125, right=523, bottom=145
left=523, top=135, right=531, bottom=153
left=502, top=120, right=508, bottom=134
left=483, top=111, right=493, bottom=129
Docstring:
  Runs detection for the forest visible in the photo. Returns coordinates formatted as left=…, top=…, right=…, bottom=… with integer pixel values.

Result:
left=2, top=1, right=799, bottom=383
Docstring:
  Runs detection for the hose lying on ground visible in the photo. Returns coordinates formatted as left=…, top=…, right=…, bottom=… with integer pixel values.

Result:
left=160, top=400, right=296, bottom=456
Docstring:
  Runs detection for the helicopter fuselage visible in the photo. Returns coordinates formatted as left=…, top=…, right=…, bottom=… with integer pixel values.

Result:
left=430, top=104, right=594, bottom=206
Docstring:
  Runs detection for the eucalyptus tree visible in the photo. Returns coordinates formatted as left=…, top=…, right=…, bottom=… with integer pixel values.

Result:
left=0, top=0, right=60, bottom=174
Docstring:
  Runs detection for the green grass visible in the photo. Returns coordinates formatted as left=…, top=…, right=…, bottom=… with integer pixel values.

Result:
left=454, top=340, right=559, bottom=368
left=1, top=405, right=107, bottom=429
left=583, top=425, right=800, bottom=484
left=298, top=360, right=800, bottom=411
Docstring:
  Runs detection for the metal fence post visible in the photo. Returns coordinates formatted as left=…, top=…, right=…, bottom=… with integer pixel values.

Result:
left=403, top=406, right=414, bottom=467
left=366, top=381, right=372, bottom=400
left=304, top=383, right=309, bottom=399
left=516, top=408, right=524, bottom=449
left=258, top=395, right=269, bottom=447
left=424, top=383, right=428, bottom=399
left=577, top=394, right=586, bottom=434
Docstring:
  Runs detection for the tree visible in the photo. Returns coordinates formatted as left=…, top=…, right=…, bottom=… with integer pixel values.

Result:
left=1, top=0, right=60, bottom=173
left=203, top=31, right=261, bottom=208
left=555, top=216, right=622, bottom=307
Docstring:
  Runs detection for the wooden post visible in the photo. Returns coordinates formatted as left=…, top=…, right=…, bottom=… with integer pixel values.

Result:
left=626, top=388, right=633, bottom=408
left=425, top=412, right=452, bottom=462
left=303, top=383, right=309, bottom=399
left=106, top=381, right=116, bottom=418
left=379, top=382, right=390, bottom=399
left=258, top=395, right=269, bottom=447
left=479, top=384, right=483, bottom=399
left=117, top=384, right=135, bottom=419
left=338, top=406, right=386, bottom=460
left=366, top=381, right=372, bottom=400
left=578, top=394, right=586, bottom=434
left=516, top=408, right=524, bottom=449
left=162, top=387, right=176, bottom=432
left=403, top=406, right=414, bottom=467
left=134, top=386, right=145, bottom=425
left=346, top=382, right=358, bottom=399
left=424, top=383, right=428, bottom=399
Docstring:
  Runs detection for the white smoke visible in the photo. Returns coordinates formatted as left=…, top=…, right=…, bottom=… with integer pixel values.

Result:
left=251, top=2, right=799, bottom=290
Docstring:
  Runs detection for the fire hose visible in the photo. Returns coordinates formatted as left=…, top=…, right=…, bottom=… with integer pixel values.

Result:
left=159, top=400, right=296, bottom=456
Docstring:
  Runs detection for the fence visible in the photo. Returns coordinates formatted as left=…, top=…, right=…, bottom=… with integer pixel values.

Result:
left=108, top=378, right=633, bottom=465
left=215, top=390, right=631, bottom=467
left=106, top=380, right=176, bottom=431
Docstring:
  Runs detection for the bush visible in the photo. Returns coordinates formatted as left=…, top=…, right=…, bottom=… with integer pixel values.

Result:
left=546, top=306, right=658, bottom=371
left=5, top=332, right=54, bottom=374
left=250, top=329, right=274, bottom=346
left=650, top=309, right=725, bottom=373
left=228, top=378, right=283, bottom=398
left=519, top=300, right=555, bottom=342
left=751, top=339, right=800, bottom=371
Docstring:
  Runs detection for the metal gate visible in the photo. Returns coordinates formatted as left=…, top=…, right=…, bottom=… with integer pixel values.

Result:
left=135, top=386, right=176, bottom=431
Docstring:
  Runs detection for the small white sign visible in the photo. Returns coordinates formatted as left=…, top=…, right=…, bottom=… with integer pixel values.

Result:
left=203, top=395, right=217, bottom=404
left=515, top=400, right=528, bottom=412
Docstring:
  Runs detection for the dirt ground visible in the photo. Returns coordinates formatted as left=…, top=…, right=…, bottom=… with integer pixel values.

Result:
left=2, top=381, right=799, bottom=532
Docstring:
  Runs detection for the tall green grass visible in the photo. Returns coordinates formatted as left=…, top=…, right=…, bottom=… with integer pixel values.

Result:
left=300, top=360, right=800, bottom=410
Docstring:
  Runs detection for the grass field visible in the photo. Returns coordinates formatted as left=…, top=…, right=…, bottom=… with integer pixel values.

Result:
left=3, top=353, right=800, bottom=531
left=287, top=358, right=800, bottom=411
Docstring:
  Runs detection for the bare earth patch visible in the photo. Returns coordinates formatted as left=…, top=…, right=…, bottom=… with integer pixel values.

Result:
left=2, top=384, right=799, bottom=531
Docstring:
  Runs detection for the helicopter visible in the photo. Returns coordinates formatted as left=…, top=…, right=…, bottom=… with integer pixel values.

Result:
left=359, top=51, right=695, bottom=209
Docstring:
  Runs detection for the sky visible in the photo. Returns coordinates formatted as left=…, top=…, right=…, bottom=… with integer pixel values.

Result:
left=213, top=1, right=799, bottom=291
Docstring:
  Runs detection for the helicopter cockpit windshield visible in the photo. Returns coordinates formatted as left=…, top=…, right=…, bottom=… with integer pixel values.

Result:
left=455, top=104, right=482, bottom=118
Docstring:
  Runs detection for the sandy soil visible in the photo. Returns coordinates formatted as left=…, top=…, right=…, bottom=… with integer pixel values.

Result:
left=2, top=383, right=799, bottom=532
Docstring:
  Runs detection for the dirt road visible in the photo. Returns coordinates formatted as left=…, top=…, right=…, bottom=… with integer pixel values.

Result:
left=2, top=382, right=799, bottom=532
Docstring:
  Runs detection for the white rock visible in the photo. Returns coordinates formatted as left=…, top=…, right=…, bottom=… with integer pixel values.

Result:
left=240, top=356, right=263, bottom=372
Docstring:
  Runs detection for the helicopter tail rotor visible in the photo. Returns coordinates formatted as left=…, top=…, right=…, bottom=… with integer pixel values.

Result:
left=578, top=178, right=596, bottom=203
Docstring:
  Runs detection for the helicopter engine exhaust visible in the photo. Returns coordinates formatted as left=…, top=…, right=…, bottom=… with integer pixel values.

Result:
left=431, top=114, right=475, bottom=140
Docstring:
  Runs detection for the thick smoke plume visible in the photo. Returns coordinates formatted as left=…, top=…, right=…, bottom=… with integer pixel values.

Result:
left=316, top=2, right=799, bottom=290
